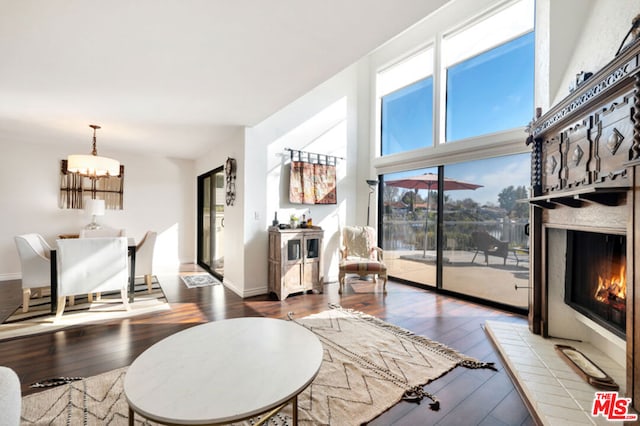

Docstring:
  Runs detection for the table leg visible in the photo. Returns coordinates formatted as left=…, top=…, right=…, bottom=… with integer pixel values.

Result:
left=129, top=247, right=136, bottom=303
left=292, top=395, right=298, bottom=425
left=50, top=250, right=57, bottom=314
left=128, top=406, right=134, bottom=426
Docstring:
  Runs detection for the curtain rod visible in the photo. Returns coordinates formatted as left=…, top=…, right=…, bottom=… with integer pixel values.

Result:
left=285, top=147, right=344, bottom=163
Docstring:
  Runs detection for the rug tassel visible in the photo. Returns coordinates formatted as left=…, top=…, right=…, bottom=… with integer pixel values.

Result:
left=30, top=376, right=84, bottom=388
left=402, top=386, right=440, bottom=411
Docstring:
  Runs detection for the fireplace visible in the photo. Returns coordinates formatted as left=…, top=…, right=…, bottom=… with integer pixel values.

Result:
left=524, top=38, right=640, bottom=411
left=564, top=230, right=626, bottom=339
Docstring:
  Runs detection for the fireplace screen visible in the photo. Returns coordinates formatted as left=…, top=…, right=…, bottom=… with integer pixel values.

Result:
left=565, top=230, right=626, bottom=338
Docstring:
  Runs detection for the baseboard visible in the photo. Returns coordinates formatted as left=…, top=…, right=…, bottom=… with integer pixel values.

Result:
left=222, top=279, right=268, bottom=299
left=0, top=273, right=20, bottom=282
left=241, top=286, right=269, bottom=298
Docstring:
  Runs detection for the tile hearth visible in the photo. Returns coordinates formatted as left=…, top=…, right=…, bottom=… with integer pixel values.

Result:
left=485, top=321, right=626, bottom=426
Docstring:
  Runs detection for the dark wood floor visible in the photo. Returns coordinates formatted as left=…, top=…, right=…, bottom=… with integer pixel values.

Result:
left=0, top=267, right=534, bottom=425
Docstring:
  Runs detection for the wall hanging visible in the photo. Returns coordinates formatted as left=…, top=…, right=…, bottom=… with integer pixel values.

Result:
left=225, top=157, right=237, bottom=206
left=59, top=159, right=124, bottom=210
left=287, top=148, right=341, bottom=205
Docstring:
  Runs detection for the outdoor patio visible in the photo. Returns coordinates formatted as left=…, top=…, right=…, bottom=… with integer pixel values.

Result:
left=384, top=248, right=529, bottom=309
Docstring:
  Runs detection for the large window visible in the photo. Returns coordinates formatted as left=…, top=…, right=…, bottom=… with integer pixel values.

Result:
left=377, top=0, right=534, bottom=155
left=381, top=167, right=439, bottom=287
left=441, top=154, right=530, bottom=308
left=375, top=0, right=534, bottom=310
left=378, top=48, right=433, bottom=156
left=445, top=32, right=534, bottom=142
left=380, top=154, right=530, bottom=308
left=381, top=77, right=433, bottom=155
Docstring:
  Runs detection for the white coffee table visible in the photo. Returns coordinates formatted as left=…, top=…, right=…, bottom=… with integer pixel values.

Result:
left=124, top=317, right=323, bottom=425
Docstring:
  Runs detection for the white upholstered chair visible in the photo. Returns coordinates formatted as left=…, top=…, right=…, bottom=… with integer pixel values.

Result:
left=14, top=233, right=52, bottom=313
left=55, top=237, right=130, bottom=319
left=80, top=227, right=126, bottom=238
left=79, top=227, right=126, bottom=300
left=135, top=231, right=157, bottom=293
left=0, top=366, right=21, bottom=425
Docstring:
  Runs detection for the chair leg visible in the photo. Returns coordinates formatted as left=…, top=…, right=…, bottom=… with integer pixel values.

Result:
left=68, top=295, right=75, bottom=306
left=382, top=275, right=388, bottom=294
left=22, top=289, right=31, bottom=313
left=338, top=271, right=345, bottom=294
left=121, top=288, right=131, bottom=311
left=88, top=293, right=93, bottom=303
left=55, top=297, right=66, bottom=320
left=145, top=275, right=153, bottom=293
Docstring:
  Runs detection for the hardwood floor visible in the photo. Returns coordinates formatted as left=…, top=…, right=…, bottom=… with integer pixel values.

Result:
left=0, top=267, right=534, bottom=425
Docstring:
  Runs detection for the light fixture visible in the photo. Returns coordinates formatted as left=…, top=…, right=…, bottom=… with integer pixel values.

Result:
left=366, top=179, right=378, bottom=227
left=67, top=124, right=120, bottom=178
left=85, top=198, right=105, bottom=230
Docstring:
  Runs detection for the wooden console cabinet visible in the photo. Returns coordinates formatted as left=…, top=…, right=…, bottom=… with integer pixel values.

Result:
left=268, top=227, right=324, bottom=300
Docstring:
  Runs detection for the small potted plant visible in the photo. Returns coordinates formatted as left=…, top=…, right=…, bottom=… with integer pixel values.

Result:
left=289, top=214, right=299, bottom=228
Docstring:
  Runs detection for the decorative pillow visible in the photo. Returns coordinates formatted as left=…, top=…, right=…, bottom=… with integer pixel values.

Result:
left=343, top=226, right=376, bottom=259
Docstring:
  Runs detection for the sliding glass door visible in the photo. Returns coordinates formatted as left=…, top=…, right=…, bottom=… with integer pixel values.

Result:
left=197, top=167, right=225, bottom=279
left=380, top=153, right=530, bottom=309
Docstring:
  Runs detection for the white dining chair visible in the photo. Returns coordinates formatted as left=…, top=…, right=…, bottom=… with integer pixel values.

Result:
left=55, top=237, right=130, bottom=319
left=14, top=234, right=52, bottom=313
left=135, top=231, right=157, bottom=293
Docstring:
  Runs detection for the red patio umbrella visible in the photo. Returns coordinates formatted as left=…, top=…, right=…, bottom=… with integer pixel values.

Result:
left=385, top=172, right=483, bottom=257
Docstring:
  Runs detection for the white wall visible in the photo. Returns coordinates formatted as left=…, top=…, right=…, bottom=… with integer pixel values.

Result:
left=0, top=139, right=196, bottom=281
left=195, top=127, right=245, bottom=296
left=243, top=63, right=365, bottom=296
left=545, top=0, right=638, bottom=107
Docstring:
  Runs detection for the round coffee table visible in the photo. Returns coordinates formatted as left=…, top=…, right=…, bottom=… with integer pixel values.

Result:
left=124, top=317, right=323, bottom=425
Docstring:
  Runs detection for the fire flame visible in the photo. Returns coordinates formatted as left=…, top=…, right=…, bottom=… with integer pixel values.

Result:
left=594, top=264, right=626, bottom=305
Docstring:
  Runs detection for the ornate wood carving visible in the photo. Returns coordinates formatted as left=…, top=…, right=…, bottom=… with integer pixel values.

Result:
left=541, top=136, right=563, bottom=193
left=532, top=57, right=639, bottom=137
left=633, top=74, right=640, bottom=161
left=594, top=95, right=633, bottom=184
left=564, top=117, right=592, bottom=189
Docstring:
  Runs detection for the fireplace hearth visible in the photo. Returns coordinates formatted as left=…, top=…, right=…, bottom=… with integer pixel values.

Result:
left=565, top=230, right=626, bottom=338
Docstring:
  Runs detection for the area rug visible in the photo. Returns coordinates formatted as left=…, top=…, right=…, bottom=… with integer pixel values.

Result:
left=20, top=305, right=494, bottom=425
left=0, top=280, right=170, bottom=342
left=180, top=273, right=222, bottom=288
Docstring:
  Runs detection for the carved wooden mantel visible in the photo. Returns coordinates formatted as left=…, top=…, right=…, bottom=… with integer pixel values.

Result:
left=527, top=38, right=640, bottom=411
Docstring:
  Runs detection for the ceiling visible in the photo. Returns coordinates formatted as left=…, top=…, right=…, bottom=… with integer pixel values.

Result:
left=1, top=0, right=449, bottom=159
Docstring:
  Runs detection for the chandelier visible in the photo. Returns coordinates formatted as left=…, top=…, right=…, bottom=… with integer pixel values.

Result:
left=67, top=124, right=120, bottom=177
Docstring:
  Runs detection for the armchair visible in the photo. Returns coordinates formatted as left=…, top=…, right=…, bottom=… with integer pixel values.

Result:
left=55, top=237, right=130, bottom=319
left=14, top=234, right=52, bottom=313
left=338, top=226, right=387, bottom=294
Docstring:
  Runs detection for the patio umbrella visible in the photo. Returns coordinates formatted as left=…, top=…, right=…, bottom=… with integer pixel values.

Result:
left=385, top=172, right=483, bottom=257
